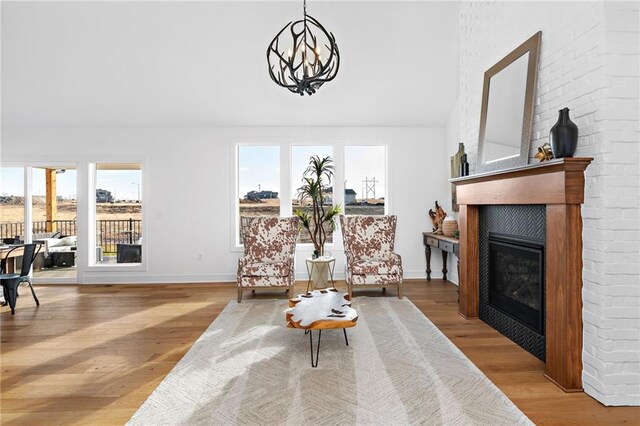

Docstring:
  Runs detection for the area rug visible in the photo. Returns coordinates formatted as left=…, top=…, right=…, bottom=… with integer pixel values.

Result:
left=128, top=297, right=533, bottom=425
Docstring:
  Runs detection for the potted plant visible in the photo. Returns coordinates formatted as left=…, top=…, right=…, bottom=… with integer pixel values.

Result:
left=294, top=155, right=341, bottom=258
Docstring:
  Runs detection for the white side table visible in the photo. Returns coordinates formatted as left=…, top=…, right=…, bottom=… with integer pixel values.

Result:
left=305, top=256, right=336, bottom=293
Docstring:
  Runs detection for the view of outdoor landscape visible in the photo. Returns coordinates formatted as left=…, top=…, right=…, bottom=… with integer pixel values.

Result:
left=237, top=145, right=386, bottom=244
left=0, top=165, right=143, bottom=270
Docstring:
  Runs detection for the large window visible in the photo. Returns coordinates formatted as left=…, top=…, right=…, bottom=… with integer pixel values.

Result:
left=234, top=144, right=387, bottom=246
left=237, top=146, right=280, bottom=243
left=291, top=146, right=333, bottom=244
left=93, top=163, right=142, bottom=265
left=344, top=146, right=386, bottom=215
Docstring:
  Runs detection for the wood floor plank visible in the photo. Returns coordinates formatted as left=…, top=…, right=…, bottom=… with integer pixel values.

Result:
left=1, top=281, right=638, bottom=425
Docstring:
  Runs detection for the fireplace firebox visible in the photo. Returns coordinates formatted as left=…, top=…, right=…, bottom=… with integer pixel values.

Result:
left=488, top=233, right=544, bottom=335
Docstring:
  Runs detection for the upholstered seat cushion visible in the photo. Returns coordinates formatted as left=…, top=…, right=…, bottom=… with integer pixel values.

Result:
left=240, top=261, right=291, bottom=277
left=348, top=273, right=401, bottom=285
left=351, top=259, right=401, bottom=275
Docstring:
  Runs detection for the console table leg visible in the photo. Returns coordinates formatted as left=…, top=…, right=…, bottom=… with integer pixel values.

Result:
left=425, top=245, right=432, bottom=280
left=442, top=251, right=448, bottom=281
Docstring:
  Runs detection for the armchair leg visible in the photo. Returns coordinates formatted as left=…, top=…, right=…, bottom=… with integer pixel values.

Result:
left=397, top=283, right=403, bottom=299
left=288, top=286, right=294, bottom=300
left=382, top=287, right=386, bottom=294
left=237, top=288, right=243, bottom=303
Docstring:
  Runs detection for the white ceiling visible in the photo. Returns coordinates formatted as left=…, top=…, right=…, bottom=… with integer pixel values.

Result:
left=1, top=1, right=460, bottom=128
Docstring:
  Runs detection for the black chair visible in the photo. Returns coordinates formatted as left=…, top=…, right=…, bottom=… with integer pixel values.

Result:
left=1, top=244, right=41, bottom=315
left=117, top=243, right=142, bottom=263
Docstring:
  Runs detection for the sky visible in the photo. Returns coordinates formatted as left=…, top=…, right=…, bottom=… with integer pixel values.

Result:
left=238, top=145, right=386, bottom=201
left=0, top=167, right=142, bottom=200
left=1, top=149, right=384, bottom=202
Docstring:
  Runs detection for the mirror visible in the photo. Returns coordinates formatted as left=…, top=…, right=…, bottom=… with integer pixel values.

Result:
left=477, top=32, right=541, bottom=172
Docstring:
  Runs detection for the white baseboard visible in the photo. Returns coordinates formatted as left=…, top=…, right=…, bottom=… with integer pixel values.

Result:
left=34, top=270, right=448, bottom=285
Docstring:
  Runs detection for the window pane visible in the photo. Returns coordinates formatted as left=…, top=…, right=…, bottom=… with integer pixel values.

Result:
left=291, top=146, right=334, bottom=244
left=32, top=167, right=78, bottom=279
left=344, top=146, right=386, bottom=215
left=94, top=164, right=142, bottom=265
left=238, top=146, right=280, bottom=243
left=0, top=167, right=25, bottom=242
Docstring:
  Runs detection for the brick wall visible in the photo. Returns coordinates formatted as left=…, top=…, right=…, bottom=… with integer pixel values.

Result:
left=453, top=1, right=639, bottom=406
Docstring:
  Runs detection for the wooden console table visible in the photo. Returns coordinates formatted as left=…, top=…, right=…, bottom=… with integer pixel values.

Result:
left=422, top=232, right=459, bottom=281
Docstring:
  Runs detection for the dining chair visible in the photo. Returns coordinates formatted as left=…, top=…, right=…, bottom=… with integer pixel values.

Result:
left=1, top=243, right=41, bottom=315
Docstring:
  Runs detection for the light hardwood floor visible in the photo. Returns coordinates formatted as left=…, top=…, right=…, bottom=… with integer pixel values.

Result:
left=1, top=281, right=638, bottom=425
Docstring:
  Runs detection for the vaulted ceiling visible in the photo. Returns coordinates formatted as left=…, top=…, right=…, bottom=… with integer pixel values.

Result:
left=2, top=1, right=459, bottom=128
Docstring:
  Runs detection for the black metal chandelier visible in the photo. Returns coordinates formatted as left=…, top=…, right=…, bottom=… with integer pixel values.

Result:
left=267, top=0, right=340, bottom=96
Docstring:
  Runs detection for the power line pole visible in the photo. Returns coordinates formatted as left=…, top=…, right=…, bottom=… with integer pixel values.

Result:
left=362, top=177, right=378, bottom=200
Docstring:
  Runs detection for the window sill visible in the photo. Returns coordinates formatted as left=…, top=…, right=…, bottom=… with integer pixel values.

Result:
left=86, top=263, right=146, bottom=272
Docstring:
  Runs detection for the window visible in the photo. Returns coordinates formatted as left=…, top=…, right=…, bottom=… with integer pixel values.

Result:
left=344, top=146, right=386, bottom=215
left=93, top=163, right=142, bottom=265
left=0, top=167, right=25, bottom=242
left=237, top=146, right=280, bottom=243
left=291, top=146, right=334, bottom=244
left=31, top=167, right=78, bottom=279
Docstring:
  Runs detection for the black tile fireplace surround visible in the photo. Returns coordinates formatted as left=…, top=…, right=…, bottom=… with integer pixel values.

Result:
left=479, top=205, right=546, bottom=361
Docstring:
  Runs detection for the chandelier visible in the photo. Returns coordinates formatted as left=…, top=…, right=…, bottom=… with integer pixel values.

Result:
left=267, top=0, right=340, bottom=96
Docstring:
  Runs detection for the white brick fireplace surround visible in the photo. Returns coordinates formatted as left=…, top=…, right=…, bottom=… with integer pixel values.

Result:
left=449, top=1, right=639, bottom=406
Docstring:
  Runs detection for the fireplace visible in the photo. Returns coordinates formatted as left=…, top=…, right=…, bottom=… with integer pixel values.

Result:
left=478, top=205, right=546, bottom=361
left=488, top=233, right=544, bottom=335
left=453, top=158, right=592, bottom=391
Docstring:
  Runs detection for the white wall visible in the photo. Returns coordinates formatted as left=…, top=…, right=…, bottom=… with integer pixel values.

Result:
left=453, top=0, right=639, bottom=406
left=445, top=98, right=460, bottom=285
left=1, top=126, right=448, bottom=284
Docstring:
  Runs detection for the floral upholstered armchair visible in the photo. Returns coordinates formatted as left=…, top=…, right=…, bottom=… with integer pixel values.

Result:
left=340, top=215, right=403, bottom=299
left=237, top=216, right=300, bottom=303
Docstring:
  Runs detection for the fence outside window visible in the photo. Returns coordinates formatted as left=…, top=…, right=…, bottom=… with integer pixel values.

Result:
left=0, top=219, right=142, bottom=254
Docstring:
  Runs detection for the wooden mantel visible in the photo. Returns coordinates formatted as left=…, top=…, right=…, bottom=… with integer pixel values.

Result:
left=451, top=157, right=593, bottom=392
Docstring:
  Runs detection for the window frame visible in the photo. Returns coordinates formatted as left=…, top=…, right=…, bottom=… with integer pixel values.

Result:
left=87, top=161, right=147, bottom=271
left=232, top=143, right=284, bottom=251
left=0, top=161, right=81, bottom=284
left=343, top=144, right=389, bottom=216
left=232, top=142, right=389, bottom=251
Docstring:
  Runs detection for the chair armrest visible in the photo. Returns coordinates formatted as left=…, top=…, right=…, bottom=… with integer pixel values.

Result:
left=390, top=252, right=402, bottom=265
left=344, top=250, right=355, bottom=262
left=238, top=256, right=251, bottom=268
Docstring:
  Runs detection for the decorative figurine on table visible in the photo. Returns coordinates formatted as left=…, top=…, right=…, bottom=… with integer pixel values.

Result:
left=428, top=201, right=447, bottom=235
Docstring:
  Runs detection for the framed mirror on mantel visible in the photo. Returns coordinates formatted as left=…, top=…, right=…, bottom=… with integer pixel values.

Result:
left=476, top=31, right=542, bottom=173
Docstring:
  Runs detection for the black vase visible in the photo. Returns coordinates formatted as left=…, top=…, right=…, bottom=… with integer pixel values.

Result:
left=549, top=107, right=579, bottom=158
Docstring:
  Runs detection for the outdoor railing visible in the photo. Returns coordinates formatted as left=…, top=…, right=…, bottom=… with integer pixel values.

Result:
left=96, top=219, right=142, bottom=254
left=0, top=219, right=142, bottom=254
